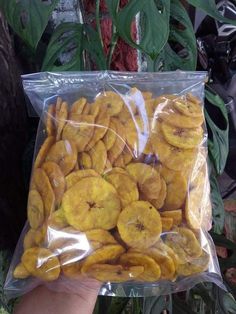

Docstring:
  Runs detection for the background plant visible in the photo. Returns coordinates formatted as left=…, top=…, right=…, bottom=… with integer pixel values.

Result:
left=0, top=0, right=236, bottom=313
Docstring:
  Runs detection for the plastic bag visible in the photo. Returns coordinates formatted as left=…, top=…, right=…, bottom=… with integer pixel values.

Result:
left=5, top=71, right=225, bottom=299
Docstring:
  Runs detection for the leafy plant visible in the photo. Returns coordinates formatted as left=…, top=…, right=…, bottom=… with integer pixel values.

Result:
left=0, top=0, right=235, bottom=313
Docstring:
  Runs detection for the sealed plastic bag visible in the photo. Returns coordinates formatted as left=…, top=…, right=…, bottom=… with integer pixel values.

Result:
left=5, top=71, right=224, bottom=298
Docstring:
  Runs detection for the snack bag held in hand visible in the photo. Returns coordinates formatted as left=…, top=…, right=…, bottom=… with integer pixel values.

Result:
left=4, top=72, right=223, bottom=298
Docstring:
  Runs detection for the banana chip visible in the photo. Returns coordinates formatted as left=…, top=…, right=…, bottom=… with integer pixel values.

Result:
left=23, top=229, right=38, bottom=250
left=89, top=140, right=107, bottom=174
left=92, top=91, right=124, bottom=116
left=22, top=247, right=60, bottom=281
left=81, top=244, right=125, bottom=273
left=85, top=229, right=117, bottom=250
left=165, top=228, right=202, bottom=264
left=161, top=217, right=173, bottom=232
left=127, top=163, right=161, bottom=200
left=34, top=136, right=55, bottom=169
left=63, top=177, right=121, bottom=231
left=78, top=152, right=92, bottom=169
left=150, top=178, right=167, bottom=209
left=161, top=167, right=187, bottom=210
left=103, top=120, right=117, bottom=150
left=32, top=168, right=55, bottom=216
left=117, top=201, right=162, bottom=249
left=13, top=263, right=30, bottom=279
left=27, top=190, right=44, bottom=230
left=161, top=123, right=203, bottom=149
left=45, top=105, right=55, bottom=136
left=108, top=118, right=126, bottom=164
left=70, top=98, right=87, bottom=116
left=161, top=210, right=182, bottom=226
left=65, top=169, right=99, bottom=189
left=42, top=161, right=65, bottom=206
left=86, top=264, right=144, bottom=282
left=176, top=250, right=209, bottom=276
left=55, top=100, right=68, bottom=141
left=105, top=172, right=139, bottom=207
left=62, top=115, right=95, bottom=152
left=48, top=209, right=68, bottom=230
left=173, top=95, right=203, bottom=118
left=46, top=140, right=77, bottom=176
left=119, top=252, right=161, bottom=282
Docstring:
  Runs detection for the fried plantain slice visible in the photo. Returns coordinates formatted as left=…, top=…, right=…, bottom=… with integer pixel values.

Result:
left=161, top=210, right=182, bottom=226
left=22, top=247, right=60, bottom=281
left=27, top=190, right=44, bottom=230
left=160, top=167, right=187, bottom=210
left=119, top=252, right=161, bottom=282
left=34, top=136, right=55, bottom=169
left=150, top=178, right=167, bottom=209
left=106, top=172, right=139, bottom=208
left=103, top=120, right=117, bottom=151
left=32, top=168, right=55, bottom=216
left=45, top=105, right=56, bottom=136
left=165, top=227, right=202, bottom=264
left=107, top=118, right=126, bottom=164
left=13, top=263, right=30, bottom=279
left=55, top=99, right=68, bottom=141
left=85, top=229, right=117, bottom=250
left=46, top=140, right=77, bottom=176
left=89, top=140, right=107, bottom=174
left=92, top=91, right=124, bottom=116
left=81, top=244, right=125, bottom=273
left=176, top=250, right=209, bottom=276
left=86, top=264, right=144, bottom=282
left=85, top=109, right=110, bottom=150
left=23, top=229, right=38, bottom=250
left=48, top=209, right=68, bottom=230
left=63, top=177, right=121, bottom=231
left=126, top=163, right=161, bottom=200
left=65, top=169, right=99, bottom=189
left=62, top=115, right=95, bottom=152
left=42, top=161, right=66, bottom=206
left=78, top=152, right=92, bottom=170
left=70, top=97, right=87, bottom=116
left=173, top=95, right=203, bottom=118
left=161, top=122, right=203, bottom=149
left=117, top=201, right=162, bottom=249
left=161, top=217, right=173, bottom=232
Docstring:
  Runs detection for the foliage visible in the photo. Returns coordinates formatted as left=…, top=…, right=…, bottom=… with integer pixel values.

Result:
left=0, top=0, right=235, bottom=313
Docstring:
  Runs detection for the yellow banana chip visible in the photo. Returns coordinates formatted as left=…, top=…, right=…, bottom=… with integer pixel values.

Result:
left=23, top=229, right=38, bottom=250
left=154, top=241, right=180, bottom=268
left=103, top=120, right=117, bottom=151
left=86, top=264, right=144, bottom=282
left=48, top=209, right=68, bottom=230
left=13, top=263, right=30, bottom=279
left=63, top=177, right=121, bottom=231
left=65, top=169, right=99, bottom=189
left=81, top=244, right=125, bottom=273
left=173, top=95, right=203, bottom=118
left=27, top=190, right=44, bottom=230
left=62, top=115, right=95, bottom=152
left=161, top=210, right=182, bottom=226
left=46, top=140, right=77, bottom=176
left=89, top=140, right=107, bottom=174
left=127, top=163, right=161, bottom=200
left=161, top=122, right=203, bottom=149
left=22, top=247, right=60, bottom=281
left=92, top=91, right=124, bottom=116
left=176, top=250, right=210, bottom=276
left=45, top=105, right=55, bottom=136
left=165, top=227, right=202, bottom=264
left=85, top=229, right=117, bottom=250
left=42, top=161, right=66, bottom=206
left=85, top=109, right=110, bottom=150
left=150, top=178, right=167, bottom=209
left=34, top=136, right=55, bottom=169
left=161, top=167, right=187, bottom=210
left=32, top=168, right=55, bottom=216
left=108, top=118, right=126, bottom=164
left=117, top=201, right=162, bottom=249
left=55, top=100, right=68, bottom=141
left=105, top=172, right=139, bottom=207
left=78, top=152, right=92, bottom=170
left=119, top=252, right=161, bottom=282
left=161, top=217, right=173, bottom=232
left=113, top=154, right=125, bottom=168
left=70, top=97, right=87, bottom=116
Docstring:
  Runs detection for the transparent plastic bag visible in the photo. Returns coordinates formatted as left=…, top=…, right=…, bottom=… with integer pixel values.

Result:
left=5, top=71, right=225, bottom=299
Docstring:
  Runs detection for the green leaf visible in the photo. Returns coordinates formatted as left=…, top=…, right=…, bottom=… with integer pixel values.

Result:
left=162, top=0, right=197, bottom=71
left=0, top=0, right=59, bottom=49
left=106, top=297, right=130, bottom=314
left=205, top=88, right=229, bottom=175
left=108, top=0, right=170, bottom=60
left=41, top=22, right=83, bottom=71
left=187, top=0, right=236, bottom=26
left=143, top=295, right=172, bottom=314
left=210, top=170, right=225, bottom=234
left=83, top=25, right=107, bottom=70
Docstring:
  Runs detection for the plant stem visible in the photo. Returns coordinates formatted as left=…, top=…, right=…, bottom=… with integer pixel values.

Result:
left=107, top=0, right=120, bottom=69
left=146, top=55, right=156, bottom=72
left=95, top=0, right=103, bottom=49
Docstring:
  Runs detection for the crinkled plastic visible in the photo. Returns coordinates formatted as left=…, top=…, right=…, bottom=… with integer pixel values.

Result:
left=4, top=71, right=225, bottom=299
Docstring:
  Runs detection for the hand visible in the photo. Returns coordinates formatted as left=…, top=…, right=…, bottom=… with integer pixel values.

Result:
left=14, top=278, right=101, bottom=314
